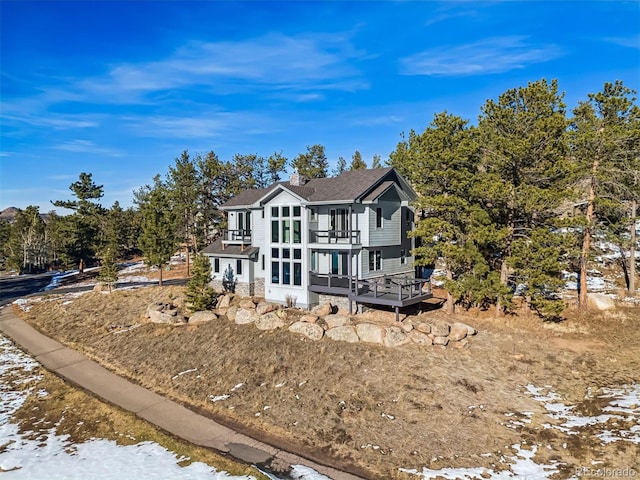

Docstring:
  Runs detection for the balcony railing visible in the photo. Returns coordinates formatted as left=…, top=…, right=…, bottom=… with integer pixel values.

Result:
left=309, top=272, right=355, bottom=289
left=354, top=276, right=432, bottom=301
left=222, top=229, right=252, bottom=243
left=309, top=229, right=361, bottom=244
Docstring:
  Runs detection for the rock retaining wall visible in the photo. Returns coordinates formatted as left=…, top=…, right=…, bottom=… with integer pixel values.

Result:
left=146, top=295, right=478, bottom=350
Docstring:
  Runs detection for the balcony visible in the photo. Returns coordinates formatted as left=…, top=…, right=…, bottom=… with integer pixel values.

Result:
left=309, top=229, right=361, bottom=245
left=221, top=229, right=252, bottom=244
left=352, top=276, right=432, bottom=308
left=308, top=272, right=356, bottom=295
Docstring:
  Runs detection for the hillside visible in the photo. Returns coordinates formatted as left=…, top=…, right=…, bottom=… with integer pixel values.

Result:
left=13, top=282, right=640, bottom=479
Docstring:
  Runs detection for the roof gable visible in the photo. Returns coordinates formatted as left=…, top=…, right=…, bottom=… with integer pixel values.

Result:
left=220, top=167, right=416, bottom=208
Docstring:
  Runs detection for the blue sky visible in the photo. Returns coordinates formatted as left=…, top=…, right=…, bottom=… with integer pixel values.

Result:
left=1, top=1, right=638, bottom=213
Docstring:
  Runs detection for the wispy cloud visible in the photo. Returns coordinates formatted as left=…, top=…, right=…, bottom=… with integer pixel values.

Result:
left=123, top=110, right=282, bottom=139
left=72, top=32, right=368, bottom=104
left=53, top=140, right=122, bottom=156
left=399, top=36, right=564, bottom=76
left=604, top=34, right=640, bottom=49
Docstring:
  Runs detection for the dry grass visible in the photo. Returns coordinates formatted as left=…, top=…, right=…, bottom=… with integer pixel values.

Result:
left=15, top=286, right=640, bottom=479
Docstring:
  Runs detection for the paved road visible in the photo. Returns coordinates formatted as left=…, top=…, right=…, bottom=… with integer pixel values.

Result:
left=0, top=307, right=364, bottom=480
left=0, top=273, right=55, bottom=306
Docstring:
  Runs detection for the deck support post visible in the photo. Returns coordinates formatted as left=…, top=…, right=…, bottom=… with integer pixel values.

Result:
left=395, top=306, right=400, bottom=322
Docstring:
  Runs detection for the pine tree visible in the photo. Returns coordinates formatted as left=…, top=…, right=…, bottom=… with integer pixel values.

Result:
left=52, top=172, right=105, bottom=272
left=570, top=81, right=640, bottom=302
left=390, top=112, right=492, bottom=313
left=97, top=246, right=119, bottom=292
left=167, top=151, right=199, bottom=276
left=186, top=254, right=217, bottom=312
left=350, top=150, right=367, bottom=170
left=333, top=157, right=347, bottom=176
left=477, top=79, right=572, bottom=317
left=371, top=154, right=383, bottom=169
left=137, top=176, right=178, bottom=286
left=291, top=144, right=328, bottom=178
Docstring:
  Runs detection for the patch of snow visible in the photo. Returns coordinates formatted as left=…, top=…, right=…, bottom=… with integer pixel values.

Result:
left=1, top=335, right=255, bottom=480
left=171, top=368, right=198, bottom=380
left=230, top=383, right=244, bottom=392
left=209, top=394, right=230, bottom=403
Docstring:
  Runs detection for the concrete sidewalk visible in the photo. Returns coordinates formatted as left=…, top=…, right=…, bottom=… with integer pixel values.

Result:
left=0, top=307, right=363, bottom=480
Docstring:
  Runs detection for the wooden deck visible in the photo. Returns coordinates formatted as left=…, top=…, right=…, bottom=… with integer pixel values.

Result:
left=309, top=273, right=432, bottom=320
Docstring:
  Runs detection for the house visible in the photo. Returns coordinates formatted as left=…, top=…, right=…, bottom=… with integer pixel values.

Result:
left=201, top=167, right=432, bottom=318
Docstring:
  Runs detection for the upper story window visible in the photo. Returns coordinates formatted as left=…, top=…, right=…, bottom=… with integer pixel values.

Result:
left=271, top=205, right=302, bottom=244
left=376, top=208, right=383, bottom=229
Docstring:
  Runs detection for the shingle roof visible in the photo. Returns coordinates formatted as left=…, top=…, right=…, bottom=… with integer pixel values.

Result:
left=221, top=167, right=401, bottom=208
left=201, top=239, right=260, bottom=258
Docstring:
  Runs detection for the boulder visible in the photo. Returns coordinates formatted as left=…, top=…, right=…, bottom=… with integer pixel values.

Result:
left=431, top=321, right=451, bottom=337
left=239, top=299, right=256, bottom=310
left=289, top=321, right=325, bottom=341
left=255, top=312, right=285, bottom=330
left=225, top=306, right=238, bottom=321
left=188, top=311, right=217, bottom=325
left=312, top=303, right=334, bottom=317
left=433, top=335, right=449, bottom=346
left=149, top=309, right=186, bottom=325
left=587, top=293, right=616, bottom=311
left=235, top=308, right=259, bottom=325
left=356, top=323, right=386, bottom=345
left=409, top=330, right=432, bottom=346
left=453, top=338, right=469, bottom=349
left=456, top=322, right=477, bottom=336
left=256, top=302, right=278, bottom=315
left=146, top=302, right=165, bottom=318
left=400, top=320, right=414, bottom=333
left=324, top=314, right=351, bottom=329
left=217, top=294, right=233, bottom=309
left=384, top=326, right=410, bottom=348
left=449, top=323, right=469, bottom=342
left=326, top=325, right=359, bottom=343
left=415, top=322, right=431, bottom=334
left=171, top=295, right=186, bottom=309
left=300, top=314, right=319, bottom=323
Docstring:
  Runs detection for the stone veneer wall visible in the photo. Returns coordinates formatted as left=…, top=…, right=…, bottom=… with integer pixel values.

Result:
left=254, top=278, right=265, bottom=297
left=210, top=280, right=254, bottom=297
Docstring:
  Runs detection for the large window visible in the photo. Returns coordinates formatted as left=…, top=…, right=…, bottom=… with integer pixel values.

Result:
left=293, top=263, right=302, bottom=286
left=369, top=250, right=382, bottom=271
left=283, top=262, right=291, bottom=285
left=271, top=205, right=304, bottom=285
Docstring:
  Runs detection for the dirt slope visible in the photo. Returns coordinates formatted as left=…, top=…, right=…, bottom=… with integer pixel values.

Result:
left=15, top=286, right=640, bottom=478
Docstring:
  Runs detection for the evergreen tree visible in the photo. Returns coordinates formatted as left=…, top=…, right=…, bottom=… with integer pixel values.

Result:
left=167, top=150, right=199, bottom=276
left=570, top=81, right=640, bottom=301
left=371, top=154, right=383, bottom=169
left=97, top=246, right=119, bottom=292
left=333, top=156, right=347, bottom=176
left=477, top=79, right=572, bottom=317
left=265, top=151, right=288, bottom=185
left=391, top=112, right=494, bottom=313
left=137, top=176, right=178, bottom=286
left=292, top=144, right=328, bottom=178
left=186, top=253, right=217, bottom=312
left=350, top=150, right=367, bottom=170
left=52, top=172, right=105, bottom=272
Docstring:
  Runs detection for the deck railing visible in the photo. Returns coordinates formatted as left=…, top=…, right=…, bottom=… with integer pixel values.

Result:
left=309, top=272, right=355, bottom=290
left=309, top=229, right=361, bottom=244
left=355, top=275, right=432, bottom=300
left=221, top=229, right=252, bottom=243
